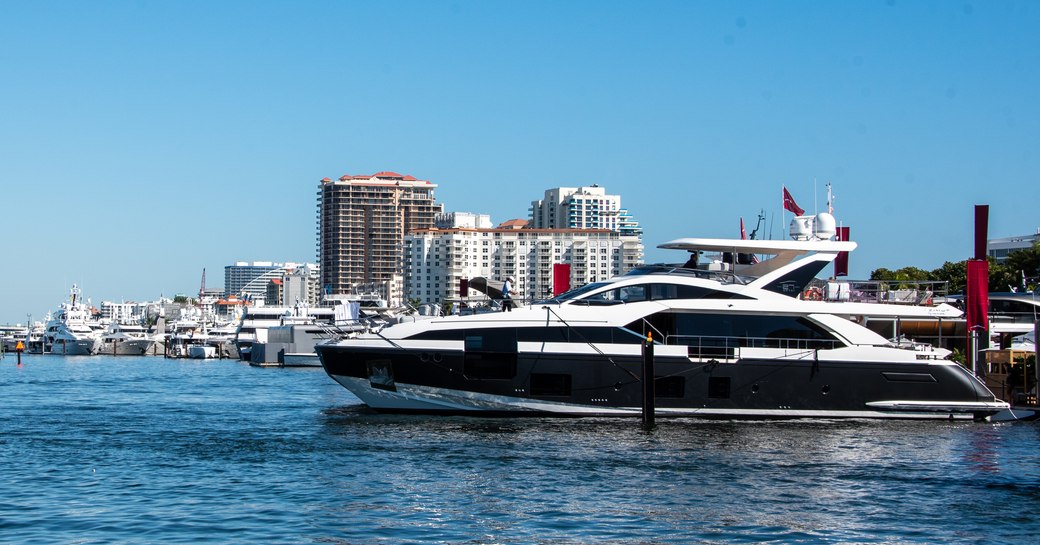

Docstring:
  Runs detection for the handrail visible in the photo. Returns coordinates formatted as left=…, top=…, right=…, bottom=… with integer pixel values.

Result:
left=664, top=334, right=840, bottom=359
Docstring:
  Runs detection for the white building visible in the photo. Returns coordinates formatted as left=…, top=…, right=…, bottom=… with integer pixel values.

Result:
left=529, top=185, right=642, bottom=237
left=404, top=227, right=644, bottom=306
left=99, top=301, right=148, bottom=324
left=988, top=230, right=1040, bottom=263
left=281, top=264, right=322, bottom=307
left=225, top=261, right=313, bottom=302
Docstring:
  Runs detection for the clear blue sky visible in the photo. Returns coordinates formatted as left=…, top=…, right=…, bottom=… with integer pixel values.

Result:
left=1, top=1, right=1037, bottom=325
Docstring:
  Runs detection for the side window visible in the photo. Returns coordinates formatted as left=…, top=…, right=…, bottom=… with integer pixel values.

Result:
left=619, top=285, right=647, bottom=302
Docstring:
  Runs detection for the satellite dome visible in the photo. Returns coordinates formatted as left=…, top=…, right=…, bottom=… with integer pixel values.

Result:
left=813, top=212, right=836, bottom=240
left=789, top=216, right=813, bottom=241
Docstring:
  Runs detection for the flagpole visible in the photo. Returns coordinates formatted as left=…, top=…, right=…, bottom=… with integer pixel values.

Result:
left=813, top=177, right=818, bottom=215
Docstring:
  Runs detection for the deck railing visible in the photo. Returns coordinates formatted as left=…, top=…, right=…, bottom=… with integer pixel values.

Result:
left=664, top=334, right=842, bottom=360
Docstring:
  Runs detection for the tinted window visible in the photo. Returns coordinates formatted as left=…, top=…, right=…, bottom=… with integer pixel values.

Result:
left=649, top=283, right=748, bottom=300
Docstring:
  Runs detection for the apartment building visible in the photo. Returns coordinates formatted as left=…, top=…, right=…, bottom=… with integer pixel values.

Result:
left=318, top=172, right=443, bottom=305
left=529, top=185, right=643, bottom=237
left=404, top=227, right=644, bottom=306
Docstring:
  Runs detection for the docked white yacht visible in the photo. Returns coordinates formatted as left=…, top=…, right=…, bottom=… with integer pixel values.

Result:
left=100, top=322, right=158, bottom=356
left=44, top=285, right=103, bottom=356
left=1, top=324, right=29, bottom=352
left=234, top=305, right=335, bottom=361
left=316, top=213, right=1008, bottom=420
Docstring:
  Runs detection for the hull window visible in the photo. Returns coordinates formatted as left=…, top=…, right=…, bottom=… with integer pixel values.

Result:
left=530, top=373, right=572, bottom=396
left=708, top=376, right=731, bottom=399
left=463, top=353, right=517, bottom=380
left=655, top=376, right=685, bottom=398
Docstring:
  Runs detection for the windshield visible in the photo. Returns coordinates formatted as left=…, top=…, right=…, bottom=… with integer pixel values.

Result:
left=537, top=282, right=612, bottom=304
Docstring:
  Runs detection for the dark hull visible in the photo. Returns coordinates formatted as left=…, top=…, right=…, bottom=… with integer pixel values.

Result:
left=317, top=344, right=1005, bottom=419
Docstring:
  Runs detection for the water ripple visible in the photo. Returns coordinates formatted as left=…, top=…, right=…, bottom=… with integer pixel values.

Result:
left=2, top=356, right=1039, bottom=544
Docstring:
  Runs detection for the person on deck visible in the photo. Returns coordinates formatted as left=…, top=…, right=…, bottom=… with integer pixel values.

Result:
left=501, top=276, right=514, bottom=312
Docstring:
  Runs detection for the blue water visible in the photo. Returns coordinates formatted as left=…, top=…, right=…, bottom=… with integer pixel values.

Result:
left=2, top=355, right=1038, bottom=544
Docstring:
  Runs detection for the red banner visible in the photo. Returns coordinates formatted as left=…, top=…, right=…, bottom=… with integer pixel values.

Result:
left=834, top=226, right=850, bottom=277
left=974, top=204, right=989, bottom=260
left=783, top=186, right=804, bottom=215
left=553, top=263, right=571, bottom=296
left=966, top=259, right=989, bottom=332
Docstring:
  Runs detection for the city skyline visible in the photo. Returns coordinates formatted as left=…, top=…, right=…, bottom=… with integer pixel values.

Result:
left=2, top=1, right=1038, bottom=324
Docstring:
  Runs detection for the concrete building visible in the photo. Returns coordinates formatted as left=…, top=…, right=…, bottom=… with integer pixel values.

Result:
left=529, top=185, right=643, bottom=237
left=224, top=261, right=314, bottom=304
left=265, top=264, right=322, bottom=307
left=404, top=227, right=644, bottom=306
left=318, top=172, right=443, bottom=305
left=988, top=230, right=1040, bottom=263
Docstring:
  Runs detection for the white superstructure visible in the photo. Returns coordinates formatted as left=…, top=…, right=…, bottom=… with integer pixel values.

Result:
left=43, top=285, right=102, bottom=355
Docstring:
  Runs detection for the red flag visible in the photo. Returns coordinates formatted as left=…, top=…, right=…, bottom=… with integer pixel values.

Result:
left=740, top=217, right=747, bottom=240
left=783, top=186, right=804, bottom=215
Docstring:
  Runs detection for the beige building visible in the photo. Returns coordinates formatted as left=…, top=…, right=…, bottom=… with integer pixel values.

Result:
left=318, top=172, right=443, bottom=305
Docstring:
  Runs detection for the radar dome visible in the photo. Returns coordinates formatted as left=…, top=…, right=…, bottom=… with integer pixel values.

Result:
left=813, top=212, right=836, bottom=240
left=789, top=216, right=813, bottom=241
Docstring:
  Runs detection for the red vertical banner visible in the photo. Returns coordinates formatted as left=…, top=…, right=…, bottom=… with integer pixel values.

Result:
left=459, top=278, right=469, bottom=297
left=974, top=204, right=989, bottom=260
left=552, top=263, right=571, bottom=296
left=966, top=259, right=989, bottom=332
left=834, top=226, right=850, bottom=277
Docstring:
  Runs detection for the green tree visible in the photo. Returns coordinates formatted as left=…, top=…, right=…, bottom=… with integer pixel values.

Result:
left=1004, top=240, right=1040, bottom=291
left=869, top=266, right=930, bottom=287
left=930, top=261, right=966, bottom=293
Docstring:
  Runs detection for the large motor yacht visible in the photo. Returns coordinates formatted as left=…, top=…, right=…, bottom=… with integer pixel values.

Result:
left=43, top=285, right=102, bottom=356
left=316, top=214, right=1008, bottom=420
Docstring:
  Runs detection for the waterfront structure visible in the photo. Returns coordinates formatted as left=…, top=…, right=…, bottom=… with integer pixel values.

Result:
left=988, top=230, right=1040, bottom=264
left=529, top=185, right=642, bottom=237
left=318, top=172, right=443, bottom=306
left=225, top=261, right=313, bottom=303
left=404, top=226, right=644, bottom=306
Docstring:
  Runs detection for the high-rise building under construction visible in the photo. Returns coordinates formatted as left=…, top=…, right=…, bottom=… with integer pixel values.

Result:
left=317, top=171, right=443, bottom=305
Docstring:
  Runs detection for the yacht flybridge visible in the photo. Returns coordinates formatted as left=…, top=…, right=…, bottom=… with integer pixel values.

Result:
left=316, top=213, right=1008, bottom=420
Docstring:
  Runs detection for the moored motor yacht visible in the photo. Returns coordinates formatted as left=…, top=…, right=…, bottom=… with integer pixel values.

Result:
left=43, top=285, right=103, bottom=356
left=100, top=322, right=158, bottom=356
left=234, top=304, right=335, bottom=361
left=316, top=213, right=1008, bottom=420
